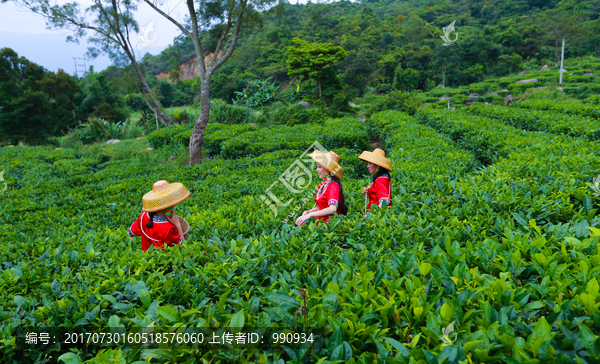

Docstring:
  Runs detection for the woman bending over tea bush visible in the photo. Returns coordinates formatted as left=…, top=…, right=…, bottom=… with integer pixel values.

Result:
left=128, top=180, right=190, bottom=251
left=295, top=150, right=348, bottom=226
left=359, top=148, right=392, bottom=216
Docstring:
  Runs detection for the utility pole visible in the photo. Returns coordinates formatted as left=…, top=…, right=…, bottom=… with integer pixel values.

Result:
left=559, top=39, right=565, bottom=84
left=73, top=57, right=87, bottom=78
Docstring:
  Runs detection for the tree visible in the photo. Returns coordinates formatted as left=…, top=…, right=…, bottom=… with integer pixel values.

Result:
left=393, top=66, right=420, bottom=92
left=9, top=0, right=175, bottom=128
left=9, top=0, right=278, bottom=165
left=433, top=43, right=461, bottom=88
left=543, top=9, right=587, bottom=63
left=76, top=71, right=130, bottom=123
left=286, top=38, right=348, bottom=102
left=124, top=93, right=152, bottom=130
left=143, top=0, right=280, bottom=164
left=340, top=51, right=375, bottom=97
left=0, top=48, right=80, bottom=144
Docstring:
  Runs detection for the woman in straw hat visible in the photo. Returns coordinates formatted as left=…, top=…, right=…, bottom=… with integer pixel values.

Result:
left=358, top=148, right=392, bottom=215
left=295, top=150, right=348, bottom=227
left=128, top=180, right=190, bottom=251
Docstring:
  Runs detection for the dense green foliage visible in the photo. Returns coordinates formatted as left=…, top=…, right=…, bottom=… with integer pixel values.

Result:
left=5, top=0, right=600, bottom=360
left=510, top=99, right=600, bottom=119
left=465, top=103, right=600, bottom=141
left=0, top=48, right=80, bottom=145
left=4, top=95, right=600, bottom=362
left=140, top=0, right=600, bottom=103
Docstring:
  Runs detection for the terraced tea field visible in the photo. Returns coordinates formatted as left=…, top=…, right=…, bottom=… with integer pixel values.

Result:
left=2, top=103, right=600, bottom=363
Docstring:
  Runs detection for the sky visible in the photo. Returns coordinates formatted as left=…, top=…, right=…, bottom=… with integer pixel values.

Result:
left=0, top=0, right=193, bottom=75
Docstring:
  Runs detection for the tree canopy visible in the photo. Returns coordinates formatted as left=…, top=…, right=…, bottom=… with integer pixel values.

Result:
left=0, top=48, right=80, bottom=144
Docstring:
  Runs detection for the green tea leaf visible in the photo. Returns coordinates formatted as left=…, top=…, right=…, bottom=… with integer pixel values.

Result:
left=440, top=303, right=454, bottom=322
left=587, top=278, right=599, bottom=299
left=57, top=353, right=83, bottom=364
left=383, top=337, right=410, bottom=355
left=577, top=320, right=600, bottom=357
left=139, top=289, right=151, bottom=309
left=420, top=262, right=432, bottom=276
left=230, top=310, right=245, bottom=328
left=155, top=306, right=181, bottom=323
left=463, top=340, right=482, bottom=352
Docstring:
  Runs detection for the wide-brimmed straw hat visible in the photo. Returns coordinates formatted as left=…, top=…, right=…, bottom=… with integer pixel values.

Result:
left=142, top=180, right=190, bottom=212
left=308, top=150, right=344, bottom=179
left=358, top=148, right=392, bottom=171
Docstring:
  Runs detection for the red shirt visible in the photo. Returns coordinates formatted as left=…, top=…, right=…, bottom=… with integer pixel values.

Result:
left=315, top=181, right=343, bottom=223
left=367, top=174, right=392, bottom=211
left=128, top=212, right=181, bottom=251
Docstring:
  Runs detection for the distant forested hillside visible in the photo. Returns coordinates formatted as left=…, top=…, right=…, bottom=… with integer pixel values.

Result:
left=139, top=0, right=600, bottom=101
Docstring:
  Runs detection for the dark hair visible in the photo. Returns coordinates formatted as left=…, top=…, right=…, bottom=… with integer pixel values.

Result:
left=373, top=167, right=390, bottom=182
left=330, top=175, right=348, bottom=215
left=146, top=212, right=156, bottom=228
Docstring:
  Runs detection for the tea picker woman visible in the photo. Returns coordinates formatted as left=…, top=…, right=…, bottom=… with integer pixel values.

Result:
left=295, top=151, right=348, bottom=227
left=358, top=148, right=392, bottom=216
left=128, top=180, right=190, bottom=251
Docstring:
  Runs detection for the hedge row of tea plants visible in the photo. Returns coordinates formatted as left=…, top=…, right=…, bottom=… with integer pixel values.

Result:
left=415, top=108, right=600, bottom=226
left=510, top=99, right=600, bottom=119
left=464, top=104, right=600, bottom=141
left=3, top=108, right=600, bottom=363
left=149, top=117, right=370, bottom=160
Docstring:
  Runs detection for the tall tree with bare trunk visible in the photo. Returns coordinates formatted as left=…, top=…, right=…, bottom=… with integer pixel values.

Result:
left=8, top=0, right=280, bottom=164
left=144, top=0, right=280, bottom=165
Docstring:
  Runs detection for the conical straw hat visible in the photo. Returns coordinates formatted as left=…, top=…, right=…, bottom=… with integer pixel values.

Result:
left=358, top=148, right=392, bottom=171
left=142, top=180, right=190, bottom=212
left=308, top=150, right=344, bottom=179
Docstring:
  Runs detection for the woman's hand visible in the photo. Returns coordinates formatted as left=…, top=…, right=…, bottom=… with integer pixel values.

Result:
left=362, top=187, right=368, bottom=194
left=166, top=211, right=182, bottom=229
left=295, top=212, right=312, bottom=227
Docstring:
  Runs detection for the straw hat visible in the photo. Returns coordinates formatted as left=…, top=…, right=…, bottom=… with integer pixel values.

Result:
left=358, top=148, right=392, bottom=171
left=142, top=180, right=190, bottom=212
left=308, top=150, right=344, bottom=179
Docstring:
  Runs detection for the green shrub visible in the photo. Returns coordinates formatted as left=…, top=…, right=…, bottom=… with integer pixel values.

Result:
left=221, top=124, right=322, bottom=159
left=511, top=98, right=600, bottom=119
left=147, top=124, right=190, bottom=148
left=262, top=103, right=325, bottom=126
left=467, top=103, right=600, bottom=141
left=166, top=108, right=197, bottom=125
left=364, top=90, right=421, bottom=118
left=585, top=95, right=600, bottom=106
left=209, top=100, right=256, bottom=124
left=321, top=118, right=370, bottom=151
left=75, top=118, right=127, bottom=144
left=202, top=124, right=258, bottom=155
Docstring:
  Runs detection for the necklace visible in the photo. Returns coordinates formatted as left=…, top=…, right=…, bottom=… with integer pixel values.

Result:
left=316, top=180, right=330, bottom=198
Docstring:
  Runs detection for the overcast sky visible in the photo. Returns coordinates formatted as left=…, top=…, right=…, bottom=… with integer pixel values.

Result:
left=0, top=0, right=203, bottom=75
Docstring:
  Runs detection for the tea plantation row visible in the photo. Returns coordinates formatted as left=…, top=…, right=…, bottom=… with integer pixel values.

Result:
left=1, top=109, right=600, bottom=363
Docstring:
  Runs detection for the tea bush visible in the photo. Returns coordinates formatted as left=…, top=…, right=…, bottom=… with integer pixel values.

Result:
left=465, top=104, right=600, bottom=141
left=262, top=103, right=326, bottom=126
left=2, top=107, right=600, bottom=363
left=364, top=90, right=421, bottom=118
left=209, top=100, right=256, bottom=124
left=511, top=99, right=600, bottom=119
